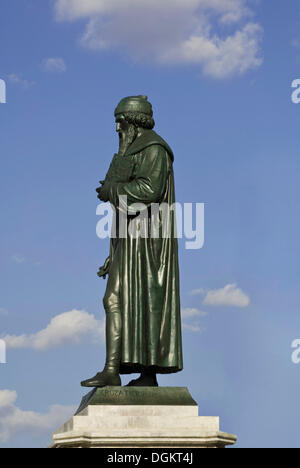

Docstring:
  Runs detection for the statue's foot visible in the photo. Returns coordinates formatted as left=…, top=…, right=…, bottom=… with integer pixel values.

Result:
left=126, top=375, right=158, bottom=387
left=81, top=370, right=121, bottom=388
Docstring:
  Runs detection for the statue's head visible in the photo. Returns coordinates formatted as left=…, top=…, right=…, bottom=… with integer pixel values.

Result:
left=114, top=95, right=155, bottom=155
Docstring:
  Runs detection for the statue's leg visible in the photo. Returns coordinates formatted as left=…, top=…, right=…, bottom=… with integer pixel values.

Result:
left=102, top=309, right=122, bottom=376
left=81, top=247, right=122, bottom=388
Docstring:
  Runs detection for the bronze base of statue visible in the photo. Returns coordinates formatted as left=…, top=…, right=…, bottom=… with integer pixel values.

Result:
left=75, top=386, right=198, bottom=415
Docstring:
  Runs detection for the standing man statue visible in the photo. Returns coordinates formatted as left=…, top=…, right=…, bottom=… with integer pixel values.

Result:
left=81, top=96, right=183, bottom=388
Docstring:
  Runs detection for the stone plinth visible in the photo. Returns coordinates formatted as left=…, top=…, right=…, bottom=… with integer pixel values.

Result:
left=50, top=387, right=237, bottom=449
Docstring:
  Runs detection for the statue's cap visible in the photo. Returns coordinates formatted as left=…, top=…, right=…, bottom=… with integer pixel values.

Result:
left=115, top=95, right=153, bottom=117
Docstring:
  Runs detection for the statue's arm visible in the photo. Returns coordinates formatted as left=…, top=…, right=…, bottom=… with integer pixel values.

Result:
left=109, top=145, right=169, bottom=208
left=97, top=256, right=110, bottom=279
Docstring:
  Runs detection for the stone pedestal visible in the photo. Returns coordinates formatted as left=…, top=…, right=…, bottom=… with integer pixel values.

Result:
left=50, top=387, right=237, bottom=449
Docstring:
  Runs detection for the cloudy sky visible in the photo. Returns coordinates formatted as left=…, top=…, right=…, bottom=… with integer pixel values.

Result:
left=1, top=0, right=300, bottom=448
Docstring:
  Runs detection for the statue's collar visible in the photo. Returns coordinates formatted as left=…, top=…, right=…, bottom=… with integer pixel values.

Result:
left=125, top=129, right=174, bottom=161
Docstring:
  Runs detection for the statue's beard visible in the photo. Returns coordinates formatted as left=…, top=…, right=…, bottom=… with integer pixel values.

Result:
left=118, top=124, right=138, bottom=156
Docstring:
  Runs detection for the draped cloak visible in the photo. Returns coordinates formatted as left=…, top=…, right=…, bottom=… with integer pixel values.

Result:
left=105, top=129, right=183, bottom=375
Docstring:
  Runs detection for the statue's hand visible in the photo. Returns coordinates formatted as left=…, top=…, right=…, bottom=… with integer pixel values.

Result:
left=97, top=257, right=110, bottom=280
left=96, top=182, right=110, bottom=202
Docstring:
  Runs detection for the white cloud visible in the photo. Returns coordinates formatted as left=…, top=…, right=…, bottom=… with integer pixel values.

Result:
left=201, top=283, right=251, bottom=307
left=0, top=390, right=74, bottom=443
left=8, top=74, right=35, bottom=89
left=166, top=23, right=263, bottom=78
left=0, top=390, right=17, bottom=408
left=54, top=0, right=262, bottom=78
left=181, top=308, right=206, bottom=333
left=55, top=0, right=250, bottom=22
left=181, top=308, right=207, bottom=319
left=43, top=58, right=67, bottom=73
left=182, top=323, right=203, bottom=333
left=3, top=309, right=105, bottom=351
left=12, top=255, right=25, bottom=264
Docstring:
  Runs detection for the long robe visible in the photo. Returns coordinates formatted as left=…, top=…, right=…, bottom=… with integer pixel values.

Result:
left=106, top=129, right=183, bottom=375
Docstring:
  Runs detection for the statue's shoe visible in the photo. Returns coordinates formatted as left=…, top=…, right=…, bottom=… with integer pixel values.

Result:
left=81, top=371, right=121, bottom=388
left=126, top=376, right=158, bottom=387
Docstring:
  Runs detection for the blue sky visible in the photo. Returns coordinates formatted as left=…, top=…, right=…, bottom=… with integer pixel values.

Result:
left=1, top=0, right=300, bottom=448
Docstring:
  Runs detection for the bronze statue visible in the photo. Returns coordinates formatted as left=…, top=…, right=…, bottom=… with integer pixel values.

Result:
left=81, top=96, right=183, bottom=388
